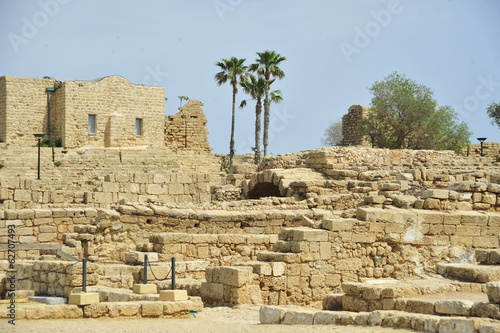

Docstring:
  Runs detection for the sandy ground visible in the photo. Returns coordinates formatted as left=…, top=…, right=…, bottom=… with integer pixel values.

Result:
left=0, top=306, right=415, bottom=333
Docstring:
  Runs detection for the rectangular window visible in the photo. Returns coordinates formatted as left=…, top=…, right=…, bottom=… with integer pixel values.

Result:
left=88, top=115, right=96, bottom=134
left=135, top=118, right=143, bottom=136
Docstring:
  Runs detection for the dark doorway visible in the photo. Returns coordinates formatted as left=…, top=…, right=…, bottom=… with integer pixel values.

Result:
left=247, top=182, right=282, bottom=199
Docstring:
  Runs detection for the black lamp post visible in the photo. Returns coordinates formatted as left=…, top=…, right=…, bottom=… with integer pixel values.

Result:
left=477, top=137, right=487, bottom=157
left=34, top=134, right=45, bottom=180
left=368, top=132, right=379, bottom=148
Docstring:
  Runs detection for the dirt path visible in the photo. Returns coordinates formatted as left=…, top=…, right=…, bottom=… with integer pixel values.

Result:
left=1, top=306, right=415, bottom=333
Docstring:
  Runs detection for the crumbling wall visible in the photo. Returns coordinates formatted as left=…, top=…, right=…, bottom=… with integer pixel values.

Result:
left=164, top=100, right=211, bottom=152
left=340, top=105, right=371, bottom=146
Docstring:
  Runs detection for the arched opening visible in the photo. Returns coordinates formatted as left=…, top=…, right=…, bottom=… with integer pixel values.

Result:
left=247, top=182, right=282, bottom=199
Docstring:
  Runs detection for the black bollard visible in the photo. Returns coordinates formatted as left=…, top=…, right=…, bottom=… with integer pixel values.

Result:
left=171, top=257, right=176, bottom=290
left=143, top=254, right=148, bottom=285
left=82, top=258, right=87, bottom=293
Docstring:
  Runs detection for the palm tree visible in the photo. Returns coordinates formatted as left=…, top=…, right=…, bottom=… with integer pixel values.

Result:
left=249, top=51, right=286, bottom=157
left=214, top=57, right=248, bottom=169
left=240, top=74, right=282, bottom=164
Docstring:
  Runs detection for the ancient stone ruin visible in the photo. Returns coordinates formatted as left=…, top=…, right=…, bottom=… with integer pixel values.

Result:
left=2, top=76, right=500, bottom=332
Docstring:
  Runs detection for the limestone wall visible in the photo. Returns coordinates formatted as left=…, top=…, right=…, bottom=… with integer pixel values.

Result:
left=147, top=233, right=277, bottom=266
left=0, top=145, right=223, bottom=209
left=60, top=76, right=165, bottom=148
left=0, top=76, right=55, bottom=145
left=7, top=260, right=99, bottom=298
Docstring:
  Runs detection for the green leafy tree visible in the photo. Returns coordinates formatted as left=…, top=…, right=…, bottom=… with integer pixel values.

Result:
left=249, top=50, right=286, bottom=157
left=214, top=57, right=248, bottom=168
left=240, top=74, right=282, bottom=165
left=360, top=72, right=471, bottom=153
left=322, top=120, right=343, bottom=146
left=487, top=102, right=500, bottom=127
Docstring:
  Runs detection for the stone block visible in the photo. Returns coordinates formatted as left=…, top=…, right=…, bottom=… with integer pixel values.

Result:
left=291, top=228, right=329, bottom=242
left=107, top=303, right=140, bottom=317
left=396, top=173, right=414, bottom=181
left=133, top=284, right=158, bottom=294
left=125, top=251, right=159, bottom=264
left=200, top=282, right=224, bottom=302
left=259, top=305, right=286, bottom=324
left=435, top=300, right=474, bottom=316
left=282, top=308, right=316, bottom=325
left=140, top=302, right=163, bottom=317
left=365, top=195, right=386, bottom=204
left=322, top=218, right=354, bottom=231
left=487, top=282, right=500, bottom=303
left=421, top=189, right=449, bottom=199
left=28, top=296, right=66, bottom=305
left=219, top=266, right=253, bottom=287
left=438, top=318, right=475, bottom=333
left=68, top=292, right=99, bottom=305
left=159, top=290, right=188, bottom=301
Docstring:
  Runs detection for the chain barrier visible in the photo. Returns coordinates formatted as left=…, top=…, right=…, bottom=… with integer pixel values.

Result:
left=147, top=260, right=171, bottom=281
left=2, top=261, right=80, bottom=284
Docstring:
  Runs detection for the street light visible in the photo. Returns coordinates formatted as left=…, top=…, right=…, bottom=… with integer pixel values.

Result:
left=368, top=132, right=379, bottom=148
left=477, top=137, right=487, bottom=157
left=33, top=134, right=45, bottom=180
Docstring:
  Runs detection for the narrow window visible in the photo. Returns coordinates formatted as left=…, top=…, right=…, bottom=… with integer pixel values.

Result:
left=88, top=115, right=96, bottom=134
left=135, top=118, right=143, bottom=136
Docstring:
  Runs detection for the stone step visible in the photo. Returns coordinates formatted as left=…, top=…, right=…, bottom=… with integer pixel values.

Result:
left=437, top=263, right=500, bottom=283
left=257, top=251, right=300, bottom=263
left=476, top=249, right=500, bottom=265
left=277, top=227, right=329, bottom=242
left=341, top=277, right=486, bottom=313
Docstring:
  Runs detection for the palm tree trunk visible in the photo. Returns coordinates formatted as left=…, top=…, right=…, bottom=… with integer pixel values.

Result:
left=254, top=99, right=262, bottom=165
left=229, top=86, right=236, bottom=170
left=263, top=89, right=270, bottom=157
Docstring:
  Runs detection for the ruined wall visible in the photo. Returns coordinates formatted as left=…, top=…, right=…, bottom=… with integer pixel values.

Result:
left=0, top=76, right=55, bottom=145
left=164, top=100, right=211, bottom=152
left=340, top=105, right=371, bottom=147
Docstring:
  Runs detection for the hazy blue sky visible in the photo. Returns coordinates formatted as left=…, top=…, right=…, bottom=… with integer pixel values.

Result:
left=1, top=0, right=499, bottom=154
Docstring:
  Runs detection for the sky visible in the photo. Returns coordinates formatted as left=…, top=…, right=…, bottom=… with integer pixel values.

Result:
left=1, top=0, right=499, bottom=155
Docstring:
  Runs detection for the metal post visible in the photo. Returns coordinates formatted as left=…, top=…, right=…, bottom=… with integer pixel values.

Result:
left=37, top=139, right=41, bottom=179
left=171, top=257, right=176, bottom=290
left=143, top=254, right=148, bottom=285
left=34, top=134, right=44, bottom=180
left=82, top=258, right=87, bottom=293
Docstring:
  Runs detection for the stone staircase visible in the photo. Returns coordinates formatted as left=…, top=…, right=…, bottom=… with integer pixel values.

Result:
left=322, top=248, right=500, bottom=331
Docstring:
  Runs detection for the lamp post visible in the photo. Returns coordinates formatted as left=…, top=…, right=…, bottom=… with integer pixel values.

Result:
left=368, top=132, right=379, bottom=148
left=34, top=134, right=44, bottom=180
left=477, top=137, right=487, bottom=157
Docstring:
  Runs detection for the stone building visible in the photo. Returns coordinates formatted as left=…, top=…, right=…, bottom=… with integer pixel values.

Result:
left=0, top=75, right=210, bottom=151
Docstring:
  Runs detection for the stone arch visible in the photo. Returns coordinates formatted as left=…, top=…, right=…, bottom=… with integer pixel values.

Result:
left=242, top=168, right=329, bottom=200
